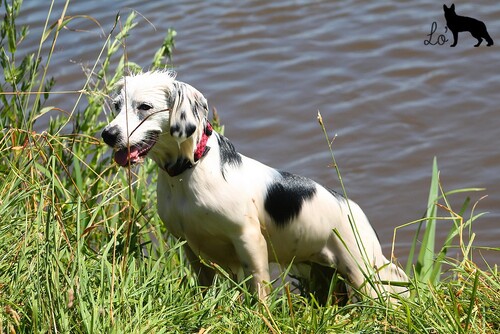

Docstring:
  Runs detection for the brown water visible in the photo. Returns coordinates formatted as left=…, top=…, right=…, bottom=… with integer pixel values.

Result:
left=17, top=1, right=499, bottom=266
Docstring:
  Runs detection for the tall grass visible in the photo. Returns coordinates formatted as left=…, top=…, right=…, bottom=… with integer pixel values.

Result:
left=1, top=1, right=499, bottom=333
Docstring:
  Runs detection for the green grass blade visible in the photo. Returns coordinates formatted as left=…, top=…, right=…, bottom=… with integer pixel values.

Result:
left=416, top=157, right=438, bottom=284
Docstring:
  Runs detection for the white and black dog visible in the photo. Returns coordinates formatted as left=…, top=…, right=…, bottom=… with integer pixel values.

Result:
left=101, top=71, right=408, bottom=301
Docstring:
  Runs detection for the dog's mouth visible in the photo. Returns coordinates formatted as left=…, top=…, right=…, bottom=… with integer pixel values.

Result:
left=113, top=135, right=158, bottom=167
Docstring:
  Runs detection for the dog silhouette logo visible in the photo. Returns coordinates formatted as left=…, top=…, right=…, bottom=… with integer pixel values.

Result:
left=443, top=4, right=494, bottom=47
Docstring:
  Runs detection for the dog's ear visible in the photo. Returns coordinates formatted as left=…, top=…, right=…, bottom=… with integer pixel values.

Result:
left=169, top=81, right=210, bottom=164
left=169, top=81, right=208, bottom=141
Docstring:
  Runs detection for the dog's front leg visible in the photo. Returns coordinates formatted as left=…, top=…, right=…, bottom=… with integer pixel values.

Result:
left=233, top=224, right=271, bottom=300
left=184, top=244, right=216, bottom=287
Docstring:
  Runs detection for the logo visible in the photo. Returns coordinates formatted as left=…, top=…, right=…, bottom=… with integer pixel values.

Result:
left=424, top=3, right=494, bottom=47
left=424, top=21, right=448, bottom=46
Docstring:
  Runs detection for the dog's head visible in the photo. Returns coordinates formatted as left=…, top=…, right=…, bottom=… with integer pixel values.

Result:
left=101, top=71, right=209, bottom=168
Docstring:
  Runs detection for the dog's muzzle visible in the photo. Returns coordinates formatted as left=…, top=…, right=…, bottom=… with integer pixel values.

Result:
left=101, top=126, right=158, bottom=167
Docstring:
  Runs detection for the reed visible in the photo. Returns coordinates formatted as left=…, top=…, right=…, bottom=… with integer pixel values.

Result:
left=0, top=1, right=498, bottom=332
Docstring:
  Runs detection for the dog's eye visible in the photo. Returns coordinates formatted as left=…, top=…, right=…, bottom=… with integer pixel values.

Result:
left=138, top=103, right=153, bottom=111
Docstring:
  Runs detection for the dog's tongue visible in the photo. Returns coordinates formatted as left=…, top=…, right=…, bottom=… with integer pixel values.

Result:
left=114, top=147, right=140, bottom=166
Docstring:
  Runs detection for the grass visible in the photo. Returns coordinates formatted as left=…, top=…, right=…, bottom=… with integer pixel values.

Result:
left=1, top=0, right=499, bottom=332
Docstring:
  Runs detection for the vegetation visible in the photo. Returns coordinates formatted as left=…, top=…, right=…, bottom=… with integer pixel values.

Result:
left=1, top=1, right=498, bottom=332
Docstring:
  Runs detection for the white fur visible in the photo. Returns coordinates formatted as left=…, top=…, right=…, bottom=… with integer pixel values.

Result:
left=102, top=71, right=409, bottom=301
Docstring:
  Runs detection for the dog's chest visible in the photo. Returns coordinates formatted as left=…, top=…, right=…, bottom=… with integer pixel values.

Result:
left=156, top=168, right=241, bottom=238
left=155, top=168, right=253, bottom=265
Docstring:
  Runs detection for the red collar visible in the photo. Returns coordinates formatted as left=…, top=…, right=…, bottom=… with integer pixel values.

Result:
left=194, top=121, right=213, bottom=161
left=166, top=122, right=213, bottom=177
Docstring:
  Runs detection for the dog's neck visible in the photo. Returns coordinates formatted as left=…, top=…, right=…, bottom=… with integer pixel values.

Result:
left=165, top=122, right=213, bottom=177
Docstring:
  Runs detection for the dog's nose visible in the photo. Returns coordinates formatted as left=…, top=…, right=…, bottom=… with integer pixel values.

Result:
left=101, top=125, right=121, bottom=147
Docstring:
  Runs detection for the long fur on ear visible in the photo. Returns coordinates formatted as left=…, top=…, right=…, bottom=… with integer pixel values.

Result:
left=169, top=81, right=209, bottom=163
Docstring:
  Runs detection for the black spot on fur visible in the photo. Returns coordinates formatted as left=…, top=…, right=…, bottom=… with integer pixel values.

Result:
left=165, top=157, right=193, bottom=177
left=170, top=124, right=182, bottom=137
left=216, top=133, right=242, bottom=179
left=190, top=99, right=201, bottom=121
left=184, top=123, right=196, bottom=138
left=176, top=82, right=184, bottom=100
left=265, top=171, right=317, bottom=227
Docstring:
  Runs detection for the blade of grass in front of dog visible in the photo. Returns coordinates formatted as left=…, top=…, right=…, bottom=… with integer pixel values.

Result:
left=317, top=111, right=373, bottom=280
left=416, top=157, right=438, bottom=284
left=120, top=13, right=140, bottom=287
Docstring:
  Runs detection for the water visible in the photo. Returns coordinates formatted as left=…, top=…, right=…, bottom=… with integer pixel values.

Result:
left=16, top=0, right=499, bottom=265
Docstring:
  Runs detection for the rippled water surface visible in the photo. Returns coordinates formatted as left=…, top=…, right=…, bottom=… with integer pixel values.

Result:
left=18, top=1, right=499, bottom=265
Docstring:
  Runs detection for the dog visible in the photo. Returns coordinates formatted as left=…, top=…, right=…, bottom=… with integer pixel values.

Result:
left=101, top=70, right=409, bottom=301
left=443, top=4, right=493, bottom=47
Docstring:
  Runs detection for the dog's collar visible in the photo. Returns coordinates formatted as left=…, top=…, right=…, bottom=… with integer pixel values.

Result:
left=194, top=121, right=213, bottom=161
left=166, top=122, right=213, bottom=177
